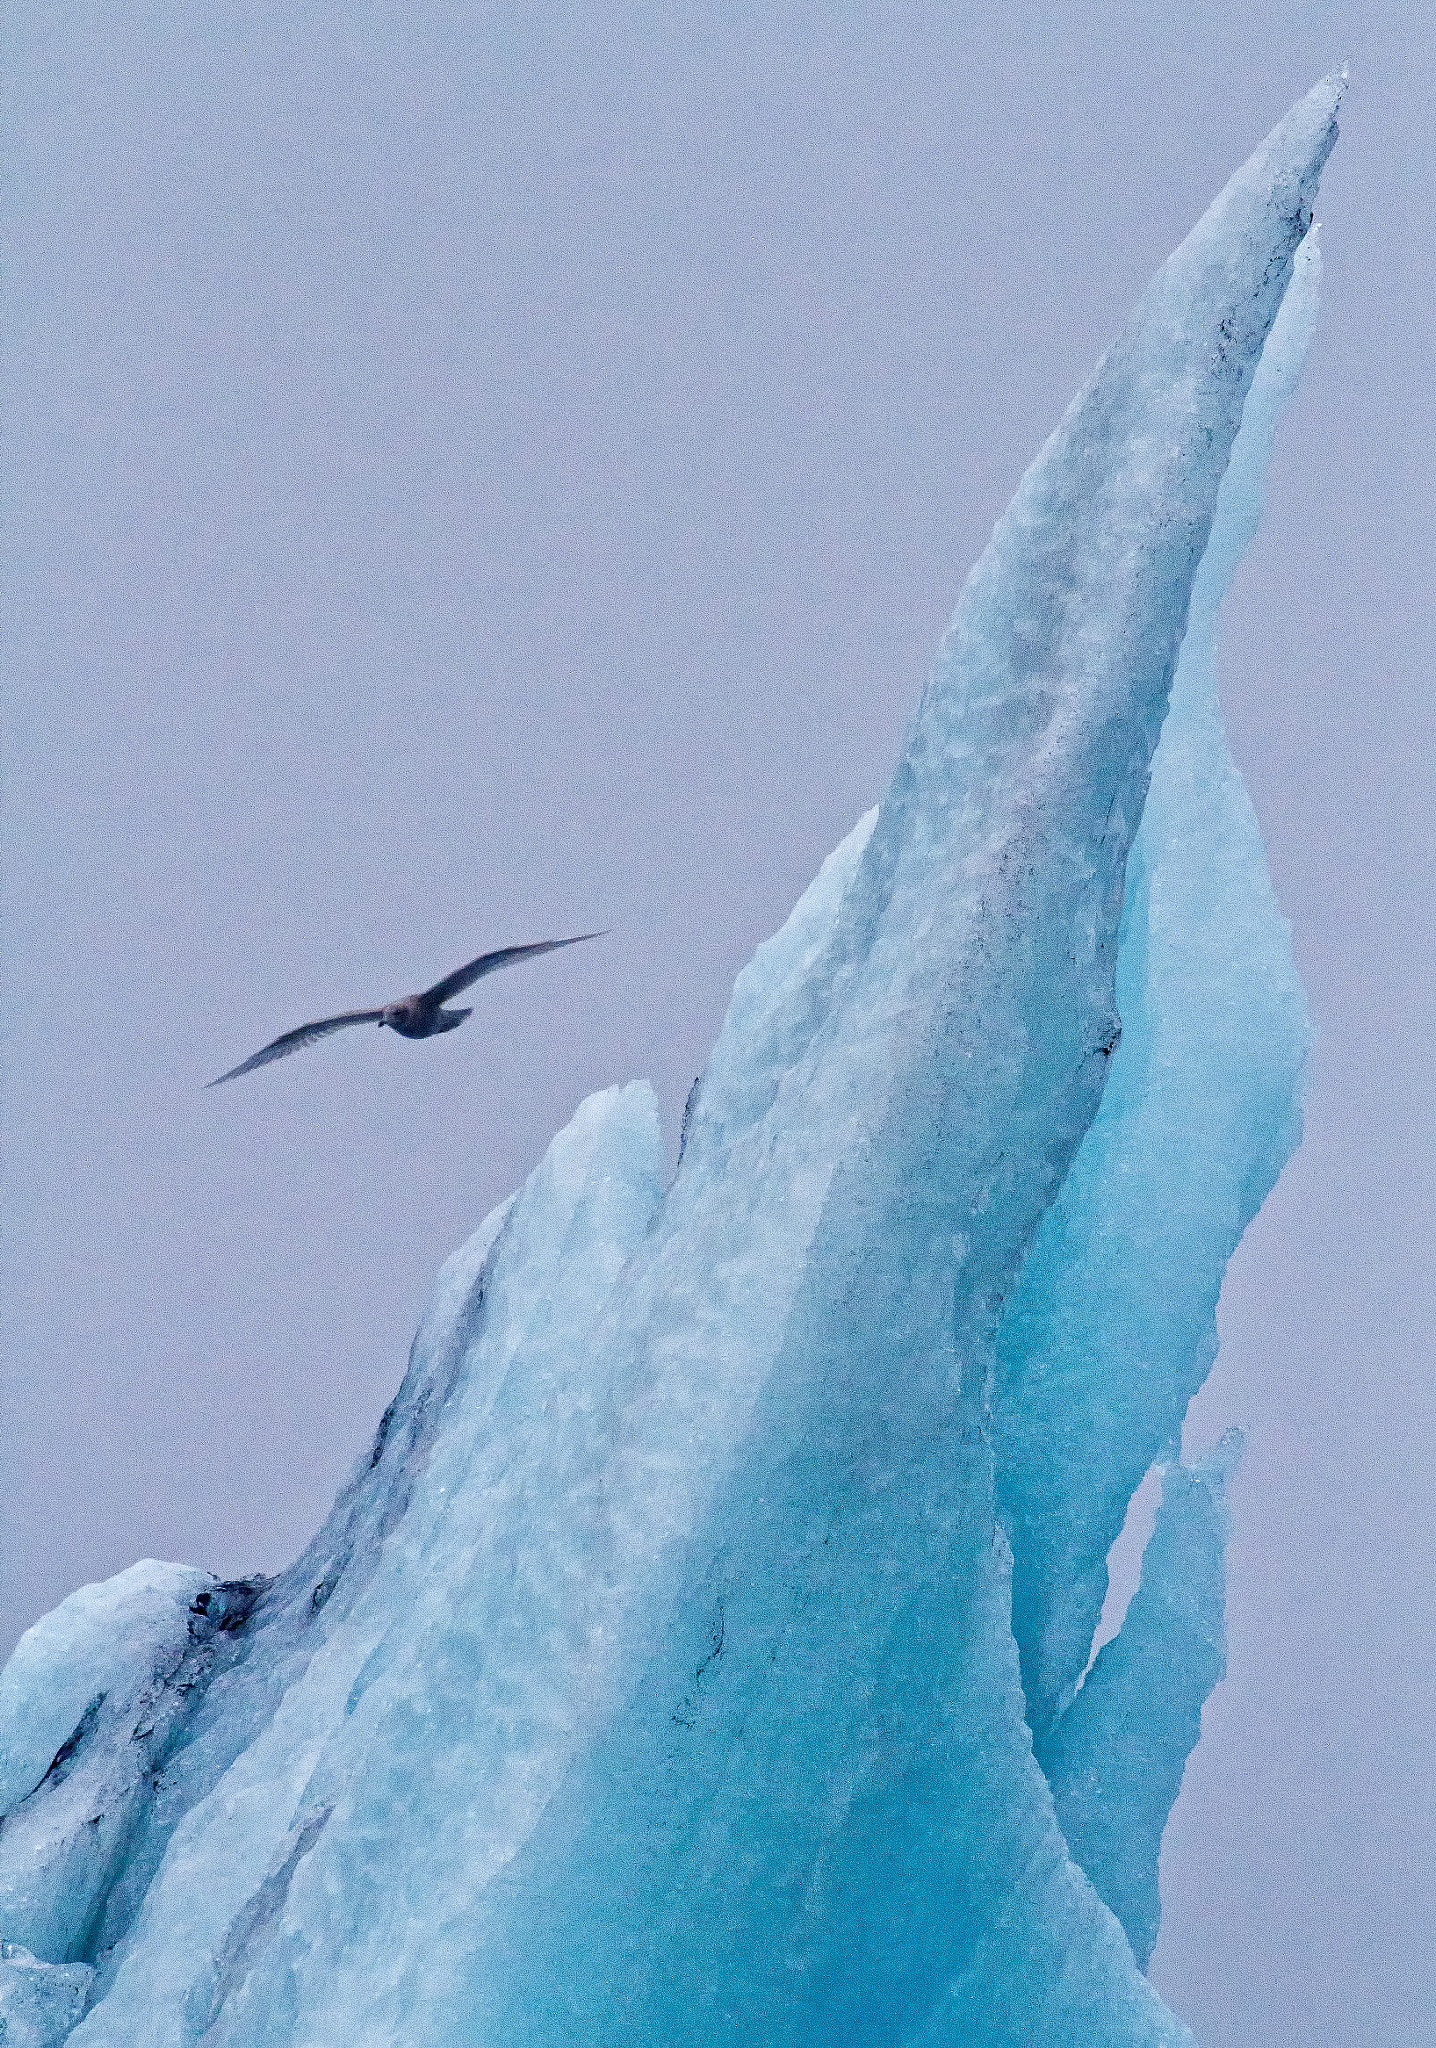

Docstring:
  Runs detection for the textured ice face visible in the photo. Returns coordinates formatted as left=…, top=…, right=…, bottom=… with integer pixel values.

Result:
left=0, top=1942, right=94, bottom=2048
left=0, top=1560, right=224, bottom=1971
left=994, top=229, right=1322, bottom=1748
left=0, top=74, right=1340, bottom=2048
left=0, top=1562, right=209, bottom=1820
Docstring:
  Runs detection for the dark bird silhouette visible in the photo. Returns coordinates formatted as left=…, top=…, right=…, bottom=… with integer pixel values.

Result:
left=207, top=934, right=603, bottom=1087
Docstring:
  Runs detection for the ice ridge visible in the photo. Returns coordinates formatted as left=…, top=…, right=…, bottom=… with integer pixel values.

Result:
left=0, top=73, right=1340, bottom=2048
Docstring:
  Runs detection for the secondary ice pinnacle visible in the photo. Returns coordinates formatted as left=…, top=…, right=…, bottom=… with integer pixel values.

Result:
left=206, top=934, right=603, bottom=1086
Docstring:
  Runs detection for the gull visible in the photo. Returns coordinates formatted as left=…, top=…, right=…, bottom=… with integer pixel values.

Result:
left=207, top=934, right=603, bottom=1087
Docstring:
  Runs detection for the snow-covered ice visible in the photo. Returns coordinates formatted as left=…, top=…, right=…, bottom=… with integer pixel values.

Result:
left=0, top=74, right=1341, bottom=2048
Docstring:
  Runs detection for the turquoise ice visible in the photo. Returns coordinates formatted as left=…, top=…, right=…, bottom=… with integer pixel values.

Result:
left=0, top=75, right=1340, bottom=2048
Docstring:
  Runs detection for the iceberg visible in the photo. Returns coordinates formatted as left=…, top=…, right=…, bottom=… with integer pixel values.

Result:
left=0, top=75, right=1340, bottom=2047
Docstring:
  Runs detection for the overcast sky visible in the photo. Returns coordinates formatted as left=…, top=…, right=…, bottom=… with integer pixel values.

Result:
left=3, top=5, right=1432, bottom=2044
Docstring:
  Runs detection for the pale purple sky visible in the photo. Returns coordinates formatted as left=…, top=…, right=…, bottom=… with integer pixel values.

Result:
left=4, top=6, right=1433, bottom=2043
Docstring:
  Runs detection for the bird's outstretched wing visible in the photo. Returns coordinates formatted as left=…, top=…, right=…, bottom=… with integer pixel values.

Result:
left=422, top=932, right=605, bottom=1006
left=207, top=1010, right=385, bottom=1087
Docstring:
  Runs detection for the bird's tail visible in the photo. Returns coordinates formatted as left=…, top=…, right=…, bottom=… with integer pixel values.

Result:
left=433, top=1006, right=472, bottom=1034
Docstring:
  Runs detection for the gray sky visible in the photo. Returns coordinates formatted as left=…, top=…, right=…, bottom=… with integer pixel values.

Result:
left=2, top=5, right=1431, bottom=2044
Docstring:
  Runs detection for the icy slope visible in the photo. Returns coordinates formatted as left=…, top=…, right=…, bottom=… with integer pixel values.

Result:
left=0, top=74, right=1340, bottom=2048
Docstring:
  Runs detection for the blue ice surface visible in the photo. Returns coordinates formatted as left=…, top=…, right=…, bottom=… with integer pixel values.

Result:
left=993, top=228, right=1321, bottom=1745
left=0, top=1562, right=210, bottom=1822
left=0, top=1942, right=93, bottom=2048
left=1041, top=1429, right=1245, bottom=1971
left=0, top=74, right=1341, bottom=2048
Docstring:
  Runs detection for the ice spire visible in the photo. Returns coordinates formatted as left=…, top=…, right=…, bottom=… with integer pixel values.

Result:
left=0, top=74, right=1341, bottom=2048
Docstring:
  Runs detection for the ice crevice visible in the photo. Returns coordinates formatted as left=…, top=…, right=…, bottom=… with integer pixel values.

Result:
left=0, top=73, right=1341, bottom=2048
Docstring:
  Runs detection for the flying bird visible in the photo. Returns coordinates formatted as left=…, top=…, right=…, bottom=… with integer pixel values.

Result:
left=207, top=934, right=603, bottom=1087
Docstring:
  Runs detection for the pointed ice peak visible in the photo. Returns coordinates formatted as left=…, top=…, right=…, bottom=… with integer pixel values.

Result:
left=0, top=77, right=1341, bottom=2048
